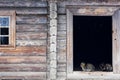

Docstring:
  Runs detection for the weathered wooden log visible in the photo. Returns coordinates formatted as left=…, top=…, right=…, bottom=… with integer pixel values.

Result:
left=0, top=56, right=46, bottom=64
left=0, top=46, right=46, bottom=56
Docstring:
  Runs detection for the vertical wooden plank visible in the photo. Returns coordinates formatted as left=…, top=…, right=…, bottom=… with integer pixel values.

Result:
left=116, top=10, right=120, bottom=73
left=67, top=9, right=73, bottom=73
left=11, top=11, right=16, bottom=48
left=113, top=10, right=117, bottom=73
left=112, top=9, right=120, bottom=73
left=49, top=1, right=57, bottom=80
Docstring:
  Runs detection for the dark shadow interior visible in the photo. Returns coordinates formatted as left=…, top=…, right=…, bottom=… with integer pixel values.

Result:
left=73, top=16, right=112, bottom=71
left=0, top=28, right=9, bottom=45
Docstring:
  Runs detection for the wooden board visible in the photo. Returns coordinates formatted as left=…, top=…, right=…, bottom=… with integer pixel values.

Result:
left=0, top=64, right=47, bottom=72
left=16, top=15, right=47, bottom=24
left=16, top=40, right=46, bottom=46
left=0, top=72, right=46, bottom=79
left=16, top=24, right=47, bottom=32
left=0, top=7, right=47, bottom=15
left=0, top=0, right=47, bottom=7
left=0, top=0, right=48, bottom=80
left=0, top=46, right=46, bottom=56
left=16, top=32, right=47, bottom=40
left=0, top=56, right=46, bottom=64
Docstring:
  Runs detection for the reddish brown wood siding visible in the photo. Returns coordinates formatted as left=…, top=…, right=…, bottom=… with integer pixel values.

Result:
left=0, top=0, right=48, bottom=80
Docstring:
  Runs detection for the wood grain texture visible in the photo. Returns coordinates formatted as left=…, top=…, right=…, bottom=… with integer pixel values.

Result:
left=16, top=24, right=47, bottom=32
left=0, top=72, right=46, bottom=79
left=16, top=40, right=46, bottom=46
left=0, top=64, right=47, bottom=72
left=16, top=15, right=47, bottom=24
left=57, top=72, right=66, bottom=77
left=57, top=63, right=66, bottom=72
left=0, top=0, right=47, bottom=7
left=112, top=10, right=120, bottom=74
left=58, top=0, right=120, bottom=8
left=57, top=53, right=66, bottom=63
left=58, top=23, right=66, bottom=31
left=67, top=6, right=118, bottom=16
left=0, top=7, right=47, bottom=15
left=49, top=2, right=57, bottom=79
left=1, top=76, right=24, bottom=80
left=57, top=31, right=66, bottom=41
left=57, top=40, right=66, bottom=53
left=16, top=32, right=47, bottom=40
left=0, top=0, right=48, bottom=80
left=58, top=15, right=66, bottom=23
left=0, top=56, right=46, bottom=64
left=57, top=40, right=66, bottom=63
left=58, top=7, right=66, bottom=14
left=0, top=76, right=46, bottom=80
left=0, top=46, right=46, bottom=56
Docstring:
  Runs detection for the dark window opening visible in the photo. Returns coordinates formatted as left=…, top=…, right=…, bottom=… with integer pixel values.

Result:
left=1, top=28, right=9, bottom=35
left=73, top=16, right=112, bottom=71
left=0, top=17, right=9, bottom=45
left=0, top=37, right=9, bottom=45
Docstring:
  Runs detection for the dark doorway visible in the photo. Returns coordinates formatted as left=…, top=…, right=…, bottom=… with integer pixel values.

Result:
left=73, top=16, right=112, bottom=71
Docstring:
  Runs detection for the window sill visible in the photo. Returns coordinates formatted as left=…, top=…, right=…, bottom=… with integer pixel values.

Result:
left=67, top=71, right=120, bottom=79
left=0, top=45, right=15, bottom=50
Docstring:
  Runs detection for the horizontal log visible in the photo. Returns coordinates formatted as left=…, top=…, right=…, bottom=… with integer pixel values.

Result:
left=16, top=24, right=47, bottom=32
left=1, top=77, right=46, bottom=80
left=57, top=40, right=66, bottom=48
left=56, top=77, right=66, bottom=80
left=58, top=61, right=66, bottom=64
left=47, top=39, right=65, bottom=51
left=58, top=15, right=66, bottom=24
left=57, top=72, right=66, bottom=80
left=16, top=15, right=47, bottom=24
left=57, top=48, right=66, bottom=56
left=1, top=76, right=24, bottom=80
left=57, top=72, right=66, bottom=77
left=58, top=7, right=66, bottom=14
left=57, top=31, right=66, bottom=39
left=24, top=76, right=46, bottom=80
left=48, top=23, right=61, bottom=31
left=67, top=79, right=120, bottom=80
left=17, top=8, right=47, bottom=15
left=0, top=72, right=46, bottom=79
left=58, top=23, right=66, bottom=31
left=0, top=64, right=46, bottom=72
left=16, top=32, right=47, bottom=40
left=57, top=63, right=66, bottom=72
left=58, top=2, right=66, bottom=8
left=0, top=46, right=46, bottom=56
left=57, top=40, right=66, bottom=53
left=57, top=53, right=66, bottom=63
left=0, top=56, right=46, bottom=64
left=57, top=40, right=66, bottom=63
left=16, top=40, right=46, bottom=46
left=0, top=7, right=47, bottom=15
left=0, top=0, right=47, bottom=7
left=58, top=0, right=120, bottom=9
left=67, top=77, right=119, bottom=80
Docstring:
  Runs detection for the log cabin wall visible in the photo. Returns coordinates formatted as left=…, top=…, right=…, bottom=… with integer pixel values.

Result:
left=1, top=0, right=120, bottom=80
left=0, top=0, right=48, bottom=80
left=56, top=0, right=120, bottom=80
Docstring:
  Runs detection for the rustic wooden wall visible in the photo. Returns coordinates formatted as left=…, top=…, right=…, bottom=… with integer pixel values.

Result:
left=57, top=0, right=120, bottom=80
left=57, top=1, right=67, bottom=80
left=1, top=0, right=120, bottom=80
left=0, top=0, right=48, bottom=80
